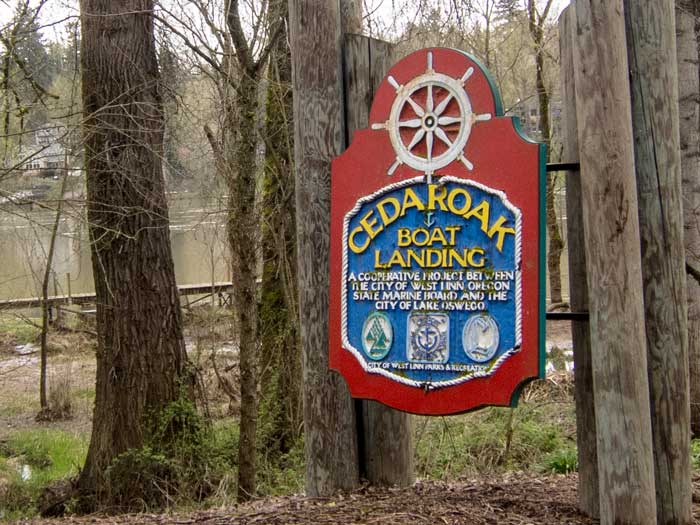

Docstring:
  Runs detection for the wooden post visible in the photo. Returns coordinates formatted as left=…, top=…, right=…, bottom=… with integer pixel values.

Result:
left=340, top=0, right=362, bottom=34
left=558, top=6, right=598, bottom=518
left=343, top=34, right=415, bottom=487
left=571, top=1, right=657, bottom=522
left=288, top=0, right=360, bottom=496
left=623, top=1, right=692, bottom=522
left=676, top=2, right=700, bottom=438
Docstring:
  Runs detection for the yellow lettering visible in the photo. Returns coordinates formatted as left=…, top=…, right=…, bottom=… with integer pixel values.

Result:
left=445, top=226, right=461, bottom=245
left=388, top=250, right=408, bottom=267
left=349, top=226, right=369, bottom=254
left=374, top=249, right=388, bottom=269
left=412, top=228, right=430, bottom=247
left=464, top=200, right=490, bottom=233
left=428, top=185, right=448, bottom=212
left=426, top=249, right=442, bottom=268
left=376, top=197, right=401, bottom=227
left=401, top=188, right=425, bottom=216
left=428, top=227, right=448, bottom=246
left=449, top=248, right=468, bottom=267
left=468, top=248, right=486, bottom=268
left=447, top=188, right=472, bottom=215
left=407, top=249, right=424, bottom=267
left=397, top=228, right=411, bottom=247
left=359, top=209, right=382, bottom=240
left=487, top=216, right=516, bottom=252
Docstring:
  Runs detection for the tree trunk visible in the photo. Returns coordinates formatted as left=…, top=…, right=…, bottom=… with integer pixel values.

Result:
left=259, top=0, right=302, bottom=457
left=676, top=0, right=700, bottom=438
left=558, top=6, right=599, bottom=518
left=229, top=71, right=261, bottom=502
left=38, top=172, right=69, bottom=418
left=77, top=0, right=190, bottom=505
left=288, top=0, right=360, bottom=496
left=571, top=0, right=657, bottom=522
left=624, top=1, right=692, bottom=522
left=527, top=0, right=563, bottom=305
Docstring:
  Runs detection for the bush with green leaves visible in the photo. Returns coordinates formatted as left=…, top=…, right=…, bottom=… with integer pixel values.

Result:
left=105, top=395, right=238, bottom=511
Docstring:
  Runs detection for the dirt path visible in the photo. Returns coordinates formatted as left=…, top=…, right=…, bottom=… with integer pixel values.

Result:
left=13, top=475, right=592, bottom=524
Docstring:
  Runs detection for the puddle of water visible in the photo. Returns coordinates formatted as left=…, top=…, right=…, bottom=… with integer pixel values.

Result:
left=14, top=343, right=35, bottom=355
left=0, top=355, right=39, bottom=371
left=19, top=464, right=31, bottom=481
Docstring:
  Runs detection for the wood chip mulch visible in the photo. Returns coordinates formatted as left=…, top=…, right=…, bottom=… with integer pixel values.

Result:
left=13, top=473, right=700, bottom=524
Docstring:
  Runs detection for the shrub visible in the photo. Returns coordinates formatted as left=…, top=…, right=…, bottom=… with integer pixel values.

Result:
left=542, top=447, right=578, bottom=474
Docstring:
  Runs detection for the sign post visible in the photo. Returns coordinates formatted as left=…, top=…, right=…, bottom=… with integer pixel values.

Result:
left=330, top=48, right=545, bottom=415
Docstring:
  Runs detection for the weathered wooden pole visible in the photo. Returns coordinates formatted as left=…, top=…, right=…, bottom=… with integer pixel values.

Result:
left=571, top=1, right=657, bottom=522
left=340, top=0, right=362, bottom=34
left=623, top=1, right=692, bottom=522
left=288, top=0, right=360, bottom=495
left=558, top=6, right=598, bottom=518
left=676, top=0, right=700, bottom=439
left=343, top=34, right=415, bottom=486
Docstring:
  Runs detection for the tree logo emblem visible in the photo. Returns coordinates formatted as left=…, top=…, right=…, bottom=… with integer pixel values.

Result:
left=362, top=311, right=393, bottom=360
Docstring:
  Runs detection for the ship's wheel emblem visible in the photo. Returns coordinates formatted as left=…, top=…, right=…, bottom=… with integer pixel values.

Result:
left=372, top=51, right=492, bottom=181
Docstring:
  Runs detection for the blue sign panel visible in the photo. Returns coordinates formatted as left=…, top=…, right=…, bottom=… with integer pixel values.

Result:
left=341, top=176, right=522, bottom=388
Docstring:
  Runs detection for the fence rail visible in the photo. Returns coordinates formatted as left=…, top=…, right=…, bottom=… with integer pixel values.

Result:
left=0, top=282, right=234, bottom=310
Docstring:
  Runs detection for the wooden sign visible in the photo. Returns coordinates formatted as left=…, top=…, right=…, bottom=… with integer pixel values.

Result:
left=329, top=48, right=545, bottom=415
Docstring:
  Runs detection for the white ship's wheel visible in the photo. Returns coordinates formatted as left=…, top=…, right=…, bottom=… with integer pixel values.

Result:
left=372, top=52, right=492, bottom=181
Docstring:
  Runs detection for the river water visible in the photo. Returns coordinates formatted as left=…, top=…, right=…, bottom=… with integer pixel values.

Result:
left=0, top=194, right=229, bottom=301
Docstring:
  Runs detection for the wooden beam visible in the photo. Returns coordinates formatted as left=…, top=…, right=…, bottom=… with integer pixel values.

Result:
left=571, top=0, right=656, bottom=522
left=624, top=1, right=692, bottom=521
left=558, top=5, right=598, bottom=518
left=288, top=0, right=360, bottom=496
left=343, top=33, right=415, bottom=487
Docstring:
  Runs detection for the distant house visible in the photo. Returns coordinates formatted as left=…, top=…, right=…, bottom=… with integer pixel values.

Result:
left=19, top=127, right=69, bottom=176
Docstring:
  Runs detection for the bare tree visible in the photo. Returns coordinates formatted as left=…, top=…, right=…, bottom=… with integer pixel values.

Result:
left=525, top=0, right=563, bottom=305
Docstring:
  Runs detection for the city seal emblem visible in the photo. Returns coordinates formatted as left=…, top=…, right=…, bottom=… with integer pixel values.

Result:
left=463, top=313, right=500, bottom=363
left=407, top=312, right=449, bottom=363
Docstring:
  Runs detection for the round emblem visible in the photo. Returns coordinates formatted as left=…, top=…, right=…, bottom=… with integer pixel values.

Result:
left=371, top=50, right=492, bottom=178
left=362, top=312, right=393, bottom=360
left=408, top=312, right=449, bottom=363
left=462, top=314, right=500, bottom=363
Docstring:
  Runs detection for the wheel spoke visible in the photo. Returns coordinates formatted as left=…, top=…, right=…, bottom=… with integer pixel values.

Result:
left=405, top=96, right=425, bottom=117
left=438, top=116, right=462, bottom=126
left=426, top=130, right=434, bottom=162
left=407, top=129, right=426, bottom=151
left=399, top=118, right=422, bottom=128
left=427, top=84, right=434, bottom=112
left=435, top=93, right=453, bottom=116
left=435, top=127, right=452, bottom=148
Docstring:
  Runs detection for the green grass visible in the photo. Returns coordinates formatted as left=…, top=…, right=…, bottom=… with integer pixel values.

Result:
left=0, top=315, right=40, bottom=345
left=415, top=393, right=576, bottom=479
left=691, top=438, right=700, bottom=470
left=0, top=429, right=88, bottom=519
